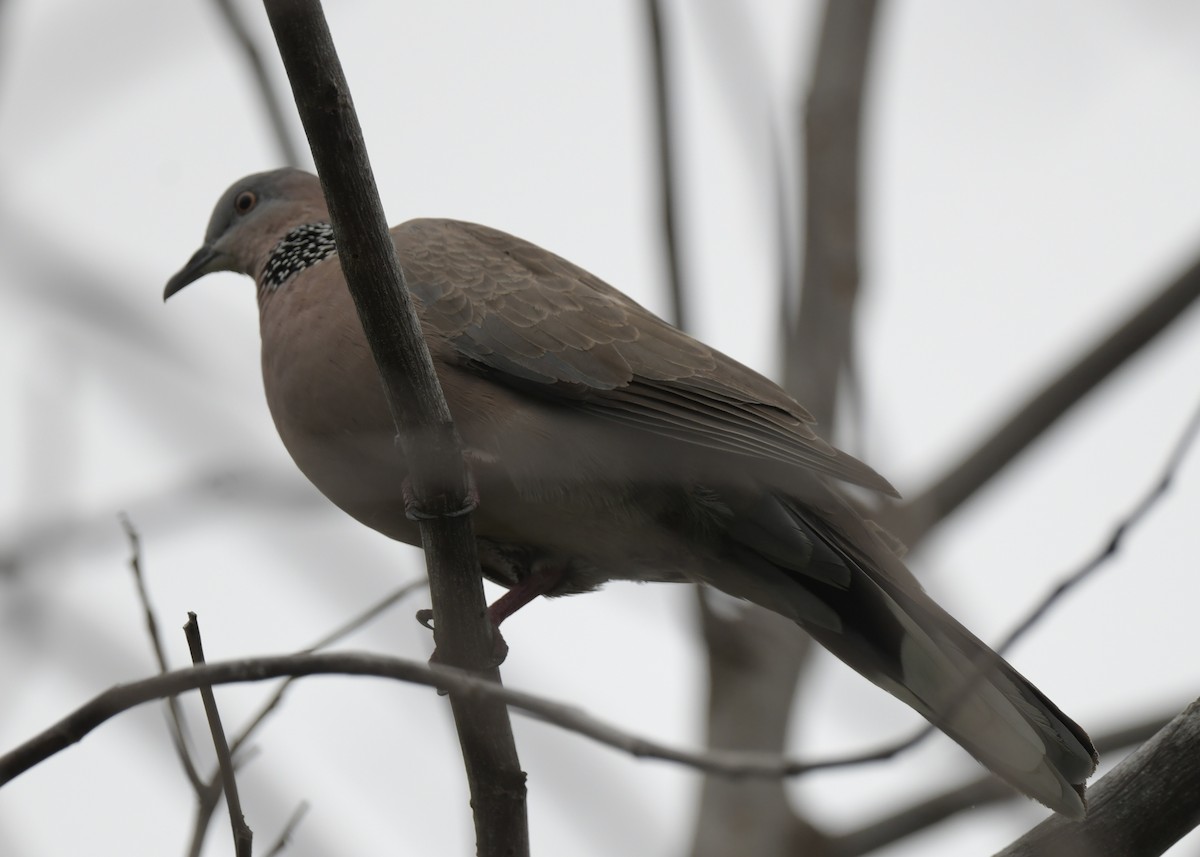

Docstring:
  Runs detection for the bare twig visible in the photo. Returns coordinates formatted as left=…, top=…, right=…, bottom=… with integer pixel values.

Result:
left=261, top=4, right=526, bottom=854
left=994, top=396, right=1200, bottom=656
left=210, top=0, right=303, bottom=167
left=262, top=801, right=310, bottom=857
left=188, top=581, right=424, bottom=854
left=884, top=256, right=1200, bottom=549
left=184, top=614, right=253, bottom=857
left=186, top=751, right=260, bottom=857
left=188, top=780, right=230, bottom=857
left=118, top=513, right=204, bottom=791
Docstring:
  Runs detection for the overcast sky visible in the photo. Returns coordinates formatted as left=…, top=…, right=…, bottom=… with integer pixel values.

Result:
left=2, top=2, right=1200, bottom=855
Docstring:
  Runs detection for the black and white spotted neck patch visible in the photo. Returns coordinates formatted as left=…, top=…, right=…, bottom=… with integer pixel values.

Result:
left=260, top=222, right=338, bottom=292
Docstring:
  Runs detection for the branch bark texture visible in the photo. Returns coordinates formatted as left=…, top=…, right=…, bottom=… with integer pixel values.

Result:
left=996, top=699, right=1200, bottom=857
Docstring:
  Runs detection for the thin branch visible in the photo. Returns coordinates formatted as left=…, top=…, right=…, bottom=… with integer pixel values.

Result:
left=186, top=751, right=260, bottom=857
left=188, top=781, right=229, bottom=857
left=2, top=653, right=1193, bottom=857
left=188, top=580, right=426, bottom=854
left=995, top=699, right=1200, bottom=857
left=210, top=0, right=304, bottom=167
left=0, top=651, right=992, bottom=788
left=831, top=709, right=1177, bottom=857
left=643, top=0, right=687, bottom=331
left=261, top=0, right=489, bottom=675
left=994, top=395, right=1200, bottom=656
left=118, top=513, right=204, bottom=791
left=260, top=4, right=526, bottom=854
left=884, top=253, right=1200, bottom=549
left=262, top=801, right=310, bottom=857
left=228, top=578, right=427, bottom=758
left=184, top=614, right=253, bottom=857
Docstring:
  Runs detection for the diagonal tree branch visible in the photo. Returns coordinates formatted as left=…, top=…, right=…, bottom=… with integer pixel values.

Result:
left=210, top=0, right=304, bottom=168
left=184, top=614, right=253, bottom=857
left=991, top=397, right=1200, bottom=654
left=260, top=2, right=527, bottom=854
left=119, top=514, right=205, bottom=791
left=882, top=252, right=1200, bottom=549
left=184, top=580, right=427, bottom=855
left=262, top=801, right=310, bottom=857
left=831, top=709, right=1177, bottom=856
left=995, top=699, right=1200, bottom=857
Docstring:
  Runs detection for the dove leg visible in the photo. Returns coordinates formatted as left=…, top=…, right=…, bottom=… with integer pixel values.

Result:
left=486, top=561, right=566, bottom=627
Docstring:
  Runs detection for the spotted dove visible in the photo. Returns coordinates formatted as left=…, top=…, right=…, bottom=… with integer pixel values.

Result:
left=164, top=168, right=1096, bottom=817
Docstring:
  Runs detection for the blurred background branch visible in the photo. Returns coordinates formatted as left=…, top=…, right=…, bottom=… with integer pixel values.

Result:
left=882, top=253, right=1200, bottom=548
left=691, top=3, right=881, bottom=854
left=210, top=0, right=304, bottom=168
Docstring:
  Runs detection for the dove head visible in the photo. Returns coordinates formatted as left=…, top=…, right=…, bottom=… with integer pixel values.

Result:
left=164, top=168, right=331, bottom=300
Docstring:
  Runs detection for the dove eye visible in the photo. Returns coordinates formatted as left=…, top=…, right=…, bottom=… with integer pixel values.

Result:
left=234, top=191, right=257, bottom=214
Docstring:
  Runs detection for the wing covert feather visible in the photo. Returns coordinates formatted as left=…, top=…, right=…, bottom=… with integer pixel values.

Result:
left=395, top=218, right=896, bottom=495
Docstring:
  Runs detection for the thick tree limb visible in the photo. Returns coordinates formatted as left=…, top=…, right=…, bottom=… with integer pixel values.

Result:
left=995, top=699, right=1200, bottom=857
left=783, top=0, right=879, bottom=424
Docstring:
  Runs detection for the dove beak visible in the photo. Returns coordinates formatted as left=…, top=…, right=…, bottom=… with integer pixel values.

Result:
left=164, top=245, right=231, bottom=300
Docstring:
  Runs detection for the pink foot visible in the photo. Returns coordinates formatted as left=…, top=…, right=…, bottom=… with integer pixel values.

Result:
left=418, top=562, right=566, bottom=667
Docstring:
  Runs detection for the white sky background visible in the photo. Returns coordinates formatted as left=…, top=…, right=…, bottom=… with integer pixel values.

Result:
left=1, top=1, right=1199, bottom=855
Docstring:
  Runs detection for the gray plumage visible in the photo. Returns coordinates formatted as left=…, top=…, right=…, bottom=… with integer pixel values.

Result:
left=165, top=168, right=1097, bottom=817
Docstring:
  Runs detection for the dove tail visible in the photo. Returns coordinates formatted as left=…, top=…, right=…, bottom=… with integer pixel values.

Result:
left=722, top=495, right=1097, bottom=817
